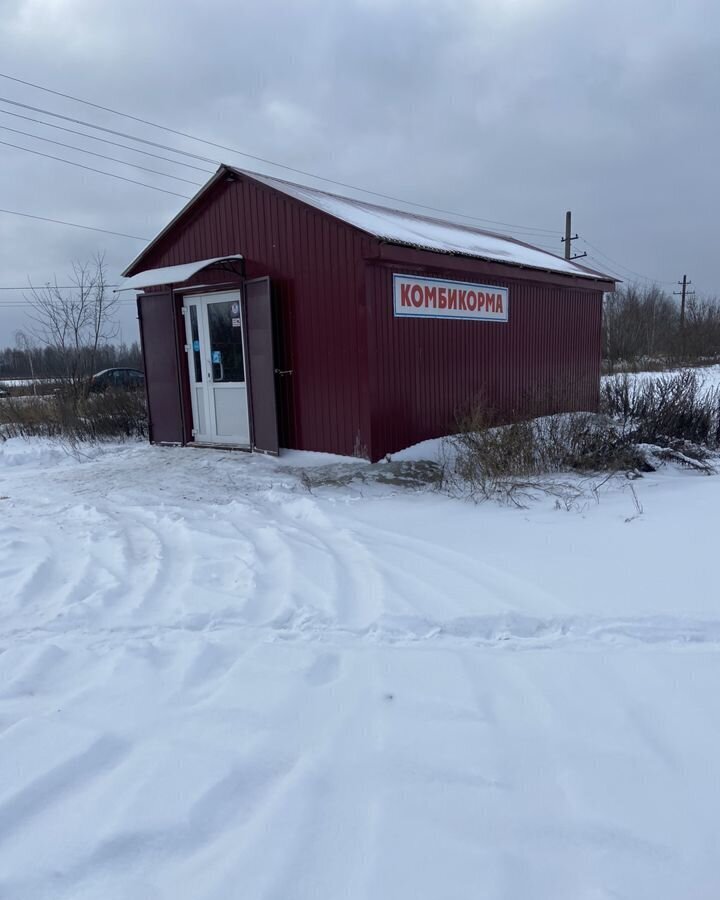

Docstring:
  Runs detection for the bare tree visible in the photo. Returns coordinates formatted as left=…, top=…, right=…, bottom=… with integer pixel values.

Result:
left=14, top=330, right=38, bottom=396
left=24, top=253, right=119, bottom=401
left=603, top=284, right=680, bottom=369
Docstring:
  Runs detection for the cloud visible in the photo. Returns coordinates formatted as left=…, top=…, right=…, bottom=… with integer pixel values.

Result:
left=1, top=0, right=719, bottom=344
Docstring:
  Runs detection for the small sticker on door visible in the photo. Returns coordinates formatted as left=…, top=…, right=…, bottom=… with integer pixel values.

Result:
left=231, top=303, right=240, bottom=316
left=212, top=350, right=222, bottom=364
left=231, top=317, right=242, bottom=328
left=192, top=339, right=200, bottom=351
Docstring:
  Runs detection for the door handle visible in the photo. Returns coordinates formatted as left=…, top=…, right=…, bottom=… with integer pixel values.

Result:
left=275, top=369, right=293, bottom=376
left=209, top=356, right=224, bottom=381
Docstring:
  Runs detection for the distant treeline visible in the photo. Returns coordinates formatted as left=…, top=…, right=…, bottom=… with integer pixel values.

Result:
left=0, top=342, right=143, bottom=379
left=604, top=285, right=720, bottom=371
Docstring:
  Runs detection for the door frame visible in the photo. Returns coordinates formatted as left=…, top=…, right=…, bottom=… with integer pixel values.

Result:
left=182, top=289, right=251, bottom=447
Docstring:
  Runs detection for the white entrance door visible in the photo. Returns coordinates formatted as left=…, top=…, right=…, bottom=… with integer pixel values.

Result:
left=183, top=291, right=250, bottom=445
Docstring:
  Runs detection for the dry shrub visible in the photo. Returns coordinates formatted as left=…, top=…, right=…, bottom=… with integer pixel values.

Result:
left=0, top=388, right=147, bottom=443
left=600, top=370, right=720, bottom=448
left=442, top=410, right=648, bottom=505
left=444, top=371, right=719, bottom=504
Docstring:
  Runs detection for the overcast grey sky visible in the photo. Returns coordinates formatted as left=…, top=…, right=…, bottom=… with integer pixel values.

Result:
left=0, top=0, right=718, bottom=346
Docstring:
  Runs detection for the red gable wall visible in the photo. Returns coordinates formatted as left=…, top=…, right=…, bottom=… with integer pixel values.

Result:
left=132, top=173, right=375, bottom=457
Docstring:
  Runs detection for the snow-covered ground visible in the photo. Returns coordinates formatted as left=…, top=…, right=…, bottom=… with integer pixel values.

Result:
left=602, top=362, right=720, bottom=393
left=1, top=437, right=720, bottom=899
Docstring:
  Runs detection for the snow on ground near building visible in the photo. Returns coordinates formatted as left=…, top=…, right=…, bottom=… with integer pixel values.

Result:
left=1, top=438, right=719, bottom=899
left=603, top=363, right=720, bottom=393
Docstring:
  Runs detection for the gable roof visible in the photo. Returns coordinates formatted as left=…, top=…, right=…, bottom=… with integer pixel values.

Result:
left=124, top=165, right=614, bottom=284
left=234, top=168, right=612, bottom=282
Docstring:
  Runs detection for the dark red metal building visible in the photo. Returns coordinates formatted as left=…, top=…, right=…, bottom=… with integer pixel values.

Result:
left=122, top=166, right=615, bottom=461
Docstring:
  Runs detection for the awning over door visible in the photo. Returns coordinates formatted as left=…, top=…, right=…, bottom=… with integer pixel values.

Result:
left=115, top=255, right=243, bottom=292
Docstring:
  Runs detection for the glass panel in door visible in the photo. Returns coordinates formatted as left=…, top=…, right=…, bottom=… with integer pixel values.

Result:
left=207, top=300, right=245, bottom=383
left=189, top=305, right=203, bottom=383
left=205, top=297, right=249, bottom=443
left=183, top=300, right=209, bottom=438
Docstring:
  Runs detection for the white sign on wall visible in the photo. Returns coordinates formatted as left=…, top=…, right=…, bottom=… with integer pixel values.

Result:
left=393, top=274, right=509, bottom=322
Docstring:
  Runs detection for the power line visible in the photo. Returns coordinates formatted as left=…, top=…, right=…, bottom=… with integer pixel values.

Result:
left=584, top=255, right=625, bottom=282
left=0, top=207, right=149, bottom=240
left=0, top=77, right=562, bottom=236
left=529, top=238, right=565, bottom=253
left=0, top=299, right=136, bottom=305
left=579, top=237, right=674, bottom=285
left=0, top=108, right=218, bottom=174
left=0, top=96, right=219, bottom=164
left=0, top=124, right=205, bottom=186
left=0, top=298, right=135, bottom=310
left=0, top=284, right=120, bottom=290
left=0, top=303, right=134, bottom=313
left=0, top=137, right=192, bottom=198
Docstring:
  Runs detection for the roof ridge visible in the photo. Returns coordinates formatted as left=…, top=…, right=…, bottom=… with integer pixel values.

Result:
left=231, top=166, right=610, bottom=282
left=229, top=165, right=536, bottom=245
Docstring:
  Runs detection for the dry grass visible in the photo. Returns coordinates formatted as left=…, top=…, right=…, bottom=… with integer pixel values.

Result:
left=443, top=371, right=719, bottom=504
left=600, top=370, right=720, bottom=448
left=0, top=389, right=147, bottom=444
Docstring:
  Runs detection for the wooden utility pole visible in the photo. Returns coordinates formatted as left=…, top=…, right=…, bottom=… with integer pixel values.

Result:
left=679, top=275, right=689, bottom=331
left=561, top=211, right=587, bottom=261
left=674, top=274, right=695, bottom=358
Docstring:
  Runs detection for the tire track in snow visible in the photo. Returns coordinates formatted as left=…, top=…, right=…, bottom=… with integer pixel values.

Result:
left=266, top=495, right=387, bottom=631
left=331, top=514, right=565, bottom=618
left=11, top=645, right=379, bottom=897
left=3, top=612, right=720, bottom=653
left=189, top=649, right=384, bottom=900
left=0, top=734, right=130, bottom=847
left=240, top=522, right=298, bottom=625
left=230, top=495, right=387, bottom=632
left=61, top=752, right=305, bottom=886
left=124, top=509, right=194, bottom=619
left=82, top=507, right=166, bottom=618
left=0, top=642, right=68, bottom=699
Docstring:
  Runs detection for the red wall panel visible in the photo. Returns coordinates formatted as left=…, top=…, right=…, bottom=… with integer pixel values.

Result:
left=365, top=263, right=603, bottom=459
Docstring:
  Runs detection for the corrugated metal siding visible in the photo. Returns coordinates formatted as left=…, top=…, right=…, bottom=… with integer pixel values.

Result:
left=131, top=177, right=374, bottom=457
left=365, top=263, right=603, bottom=459
left=131, top=174, right=605, bottom=461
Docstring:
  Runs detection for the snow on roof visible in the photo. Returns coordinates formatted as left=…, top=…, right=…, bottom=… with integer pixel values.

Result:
left=116, top=255, right=243, bottom=291
left=231, top=167, right=612, bottom=282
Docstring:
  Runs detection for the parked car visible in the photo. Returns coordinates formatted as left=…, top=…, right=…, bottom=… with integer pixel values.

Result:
left=90, top=368, right=145, bottom=392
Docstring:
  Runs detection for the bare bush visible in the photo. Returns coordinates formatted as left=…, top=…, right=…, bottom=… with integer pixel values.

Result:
left=600, top=370, right=720, bottom=448
left=441, top=410, right=648, bottom=505
left=444, top=371, right=719, bottom=503
left=0, top=389, right=147, bottom=443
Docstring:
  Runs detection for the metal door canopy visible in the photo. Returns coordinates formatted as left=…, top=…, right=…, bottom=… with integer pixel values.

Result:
left=116, top=256, right=244, bottom=292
